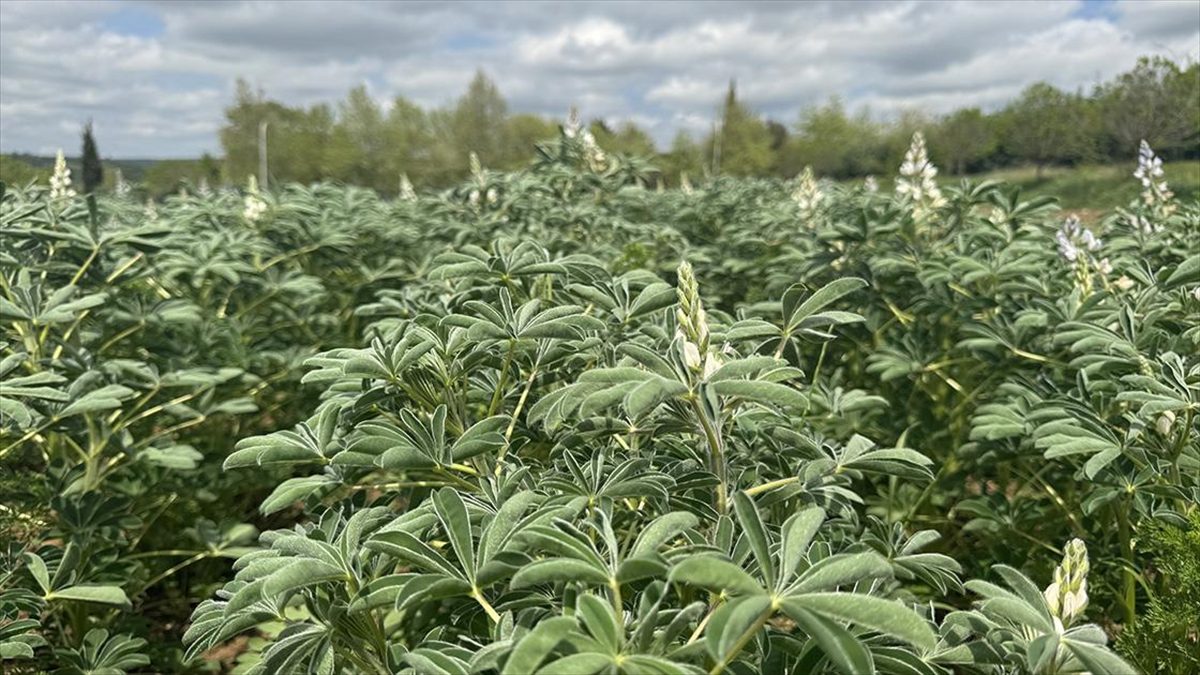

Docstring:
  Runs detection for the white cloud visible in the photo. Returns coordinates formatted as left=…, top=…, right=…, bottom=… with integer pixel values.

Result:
left=1, top=0, right=1196, bottom=157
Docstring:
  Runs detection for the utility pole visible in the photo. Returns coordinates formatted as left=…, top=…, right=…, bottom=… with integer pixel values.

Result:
left=258, top=120, right=269, bottom=189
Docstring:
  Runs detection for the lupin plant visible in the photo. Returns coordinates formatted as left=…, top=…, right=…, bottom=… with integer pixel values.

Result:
left=2, top=127, right=1193, bottom=672
left=895, top=131, right=946, bottom=222
left=1055, top=214, right=1111, bottom=293
left=792, top=166, right=824, bottom=226
left=48, top=149, right=77, bottom=201
left=242, top=174, right=267, bottom=222
left=1134, top=140, right=1174, bottom=217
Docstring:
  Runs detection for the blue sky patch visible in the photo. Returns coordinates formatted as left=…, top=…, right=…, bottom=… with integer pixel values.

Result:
left=101, top=6, right=165, bottom=38
left=1073, top=0, right=1119, bottom=21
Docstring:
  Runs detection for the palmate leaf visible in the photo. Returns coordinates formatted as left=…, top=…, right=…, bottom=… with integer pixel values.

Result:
left=1032, top=407, right=1124, bottom=478
left=53, top=629, right=148, bottom=675
left=782, top=277, right=868, bottom=336
left=225, top=402, right=343, bottom=469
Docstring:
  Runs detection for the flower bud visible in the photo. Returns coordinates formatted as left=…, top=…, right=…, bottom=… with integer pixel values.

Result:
left=1156, top=411, right=1175, bottom=436
left=1044, top=538, right=1089, bottom=628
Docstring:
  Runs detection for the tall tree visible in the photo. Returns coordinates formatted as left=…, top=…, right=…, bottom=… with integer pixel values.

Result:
left=1001, top=83, right=1092, bottom=178
left=782, top=98, right=884, bottom=178
left=328, top=86, right=388, bottom=190
left=661, top=131, right=704, bottom=184
left=930, top=108, right=997, bottom=175
left=452, top=70, right=510, bottom=169
left=502, top=113, right=557, bottom=170
left=710, top=81, right=774, bottom=176
left=1098, top=56, right=1200, bottom=156
left=80, top=121, right=103, bottom=194
left=590, top=120, right=657, bottom=158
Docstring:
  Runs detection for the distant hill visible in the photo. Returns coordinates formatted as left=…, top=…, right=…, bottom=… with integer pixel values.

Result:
left=3, top=153, right=185, bottom=182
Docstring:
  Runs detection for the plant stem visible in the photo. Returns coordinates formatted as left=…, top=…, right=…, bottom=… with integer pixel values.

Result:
left=745, top=476, right=799, bottom=497
left=1116, top=501, right=1137, bottom=625
left=690, top=396, right=727, bottom=514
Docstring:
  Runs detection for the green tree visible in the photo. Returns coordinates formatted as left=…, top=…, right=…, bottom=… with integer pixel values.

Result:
left=328, top=86, right=388, bottom=190
left=1098, top=56, right=1200, bottom=157
left=199, top=153, right=222, bottom=186
left=80, top=121, right=103, bottom=194
left=660, top=131, right=704, bottom=184
left=1000, top=83, right=1092, bottom=178
left=710, top=81, right=774, bottom=176
left=589, top=120, right=657, bottom=158
left=219, top=79, right=333, bottom=186
left=384, top=96, right=435, bottom=185
left=452, top=70, right=510, bottom=170
left=502, top=113, right=557, bottom=169
left=782, top=99, right=883, bottom=178
left=930, top=108, right=997, bottom=175
left=0, top=154, right=48, bottom=186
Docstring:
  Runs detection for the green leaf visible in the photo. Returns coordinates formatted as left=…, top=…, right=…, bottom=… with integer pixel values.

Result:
left=779, top=507, right=825, bottom=583
left=433, top=487, right=477, bottom=581
left=576, top=593, right=621, bottom=653
left=260, top=475, right=338, bottom=515
left=262, top=559, right=347, bottom=598
left=669, top=556, right=763, bottom=596
left=631, top=511, right=699, bottom=558
left=733, top=492, right=776, bottom=590
left=706, top=595, right=772, bottom=664
left=1066, top=639, right=1137, bottom=674
left=47, top=585, right=131, bottom=608
left=784, top=278, right=867, bottom=331
left=23, top=553, right=50, bottom=594
left=502, top=617, right=578, bottom=675
left=58, top=384, right=135, bottom=418
left=624, top=377, right=689, bottom=417
left=537, top=653, right=612, bottom=675
left=789, top=553, right=891, bottom=594
left=788, top=606, right=874, bottom=675
left=710, top=380, right=806, bottom=409
left=0, top=642, right=35, bottom=659
left=511, top=559, right=611, bottom=589
left=781, top=593, right=935, bottom=652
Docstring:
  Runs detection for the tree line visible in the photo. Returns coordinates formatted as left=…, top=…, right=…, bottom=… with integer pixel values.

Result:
left=220, top=56, right=1197, bottom=192
left=2, top=56, right=1196, bottom=196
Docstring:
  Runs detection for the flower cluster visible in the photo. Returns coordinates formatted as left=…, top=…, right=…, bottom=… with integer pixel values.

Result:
left=580, top=128, right=608, bottom=172
left=1055, top=215, right=1111, bottom=274
left=1134, top=140, right=1174, bottom=215
left=242, top=175, right=267, bottom=222
left=399, top=173, right=416, bottom=202
left=1129, top=214, right=1164, bottom=236
left=863, top=175, right=879, bottom=194
left=792, top=166, right=824, bottom=224
left=114, top=169, right=131, bottom=197
left=48, top=149, right=76, bottom=200
left=895, top=132, right=946, bottom=219
left=675, top=261, right=720, bottom=378
left=1043, top=538, right=1090, bottom=630
left=563, top=107, right=582, bottom=139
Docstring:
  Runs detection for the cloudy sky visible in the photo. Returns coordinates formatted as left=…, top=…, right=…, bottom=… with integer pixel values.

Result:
left=1, top=0, right=1197, bottom=158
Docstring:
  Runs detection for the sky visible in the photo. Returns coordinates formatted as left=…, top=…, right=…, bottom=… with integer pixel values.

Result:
left=1, top=0, right=1197, bottom=159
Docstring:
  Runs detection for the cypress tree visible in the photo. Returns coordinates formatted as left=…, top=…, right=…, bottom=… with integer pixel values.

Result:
left=81, top=121, right=103, bottom=194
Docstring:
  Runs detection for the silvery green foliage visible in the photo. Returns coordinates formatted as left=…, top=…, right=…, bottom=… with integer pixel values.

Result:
left=4, top=129, right=1193, bottom=672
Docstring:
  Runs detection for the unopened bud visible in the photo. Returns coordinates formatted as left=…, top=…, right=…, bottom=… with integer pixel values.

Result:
left=1156, top=411, right=1175, bottom=436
